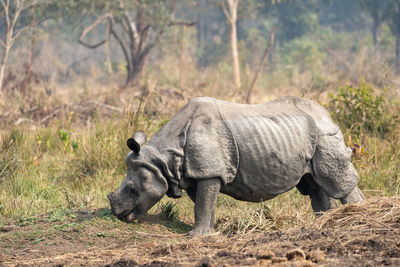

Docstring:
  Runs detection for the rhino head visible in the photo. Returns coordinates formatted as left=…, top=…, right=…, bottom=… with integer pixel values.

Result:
left=107, top=131, right=169, bottom=222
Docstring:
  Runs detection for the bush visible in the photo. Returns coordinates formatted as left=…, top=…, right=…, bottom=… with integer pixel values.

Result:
left=328, top=82, right=399, bottom=136
left=280, top=37, right=326, bottom=71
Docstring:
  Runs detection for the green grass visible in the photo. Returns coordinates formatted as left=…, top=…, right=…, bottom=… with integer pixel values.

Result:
left=0, top=89, right=399, bottom=236
left=0, top=106, right=164, bottom=219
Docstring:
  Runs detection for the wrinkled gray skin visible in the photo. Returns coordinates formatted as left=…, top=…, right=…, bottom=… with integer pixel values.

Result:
left=108, top=96, right=365, bottom=236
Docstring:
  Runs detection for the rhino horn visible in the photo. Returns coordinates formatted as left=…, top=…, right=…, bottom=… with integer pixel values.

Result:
left=127, top=131, right=147, bottom=154
left=107, top=192, right=114, bottom=201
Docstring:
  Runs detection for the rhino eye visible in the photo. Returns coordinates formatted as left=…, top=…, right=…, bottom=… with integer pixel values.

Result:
left=128, top=186, right=136, bottom=196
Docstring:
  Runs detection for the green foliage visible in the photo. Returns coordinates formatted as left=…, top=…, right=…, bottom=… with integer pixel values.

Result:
left=329, top=82, right=399, bottom=136
left=47, top=208, right=76, bottom=222
left=159, top=201, right=178, bottom=221
left=97, top=208, right=115, bottom=221
left=273, top=0, right=319, bottom=41
left=58, top=129, right=78, bottom=152
left=95, top=231, right=113, bottom=238
left=33, top=237, right=45, bottom=244
left=386, top=0, right=400, bottom=37
left=17, top=216, right=36, bottom=226
left=319, top=0, right=368, bottom=32
left=280, top=37, right=326, bottom=71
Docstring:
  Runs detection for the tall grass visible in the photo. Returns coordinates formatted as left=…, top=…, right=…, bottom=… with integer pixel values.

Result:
left=329, top=82, right=400, bottom=197
left=0, top=102, right=164, bottom=220
left=1, top=80, right=399, bottom=235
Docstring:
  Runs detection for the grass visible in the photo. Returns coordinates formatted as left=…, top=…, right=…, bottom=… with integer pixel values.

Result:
left=0, top=80, right=399, bottom=237
left=1, top=26, right=400, bottom=265
left=352, top=133, right=400, bottom=196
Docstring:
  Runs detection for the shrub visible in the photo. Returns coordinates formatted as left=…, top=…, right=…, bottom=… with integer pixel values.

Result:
left=280, top=37, right=326, bottom=71
left=328, top=82, right=399, bottom=136
left=159, top=201, right=179, bottom=221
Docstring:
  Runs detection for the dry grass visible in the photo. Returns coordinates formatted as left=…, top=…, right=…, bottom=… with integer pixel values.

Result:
left=3, top=196, right=399, bottom=266
left=315, top=196, right=400, bottom=232
left=2, top=21, right=400, bottom=266
left=0, top=67, right=399, bottom=267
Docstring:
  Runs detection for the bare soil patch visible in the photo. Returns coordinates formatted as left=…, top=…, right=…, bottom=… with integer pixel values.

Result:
left=1, top=197, right=400, bottom=266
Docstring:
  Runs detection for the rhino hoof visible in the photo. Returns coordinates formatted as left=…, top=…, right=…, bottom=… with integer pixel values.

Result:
left=187, top=228, right=218, bottom=238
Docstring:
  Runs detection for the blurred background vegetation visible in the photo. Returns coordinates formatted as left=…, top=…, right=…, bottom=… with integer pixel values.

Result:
left=2, top=0, right=400, bottom=96
left=1, top=0, right=400, bottom=233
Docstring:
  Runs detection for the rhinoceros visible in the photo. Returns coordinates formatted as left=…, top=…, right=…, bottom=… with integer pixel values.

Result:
left=108, top=96, right=365, bottom=236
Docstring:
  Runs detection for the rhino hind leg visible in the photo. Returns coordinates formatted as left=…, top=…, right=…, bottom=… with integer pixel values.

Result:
left=297, top=173, right=333, bottom=213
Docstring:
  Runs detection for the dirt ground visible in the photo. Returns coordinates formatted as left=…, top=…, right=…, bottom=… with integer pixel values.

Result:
left=1, top=197, right=399, bottom=267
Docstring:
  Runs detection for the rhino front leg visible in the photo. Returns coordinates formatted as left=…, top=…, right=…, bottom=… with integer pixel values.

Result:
left=297, top=174, right=332, bottom=213
left=340, top=186, right=365, bottom=204
left=189, top=178, right=221, bottom=236
left=187, top=187, right=215, bottom=230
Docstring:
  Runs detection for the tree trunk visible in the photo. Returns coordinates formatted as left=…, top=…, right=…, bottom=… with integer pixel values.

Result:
left=197, top=0, right=205, bottom=53
left=179, top=26, right=186, bottom=89
left=230, top=15, right=241, bottom=89
left=0, top=45, right=10, bottom=92
left=372, top=17, right=378, bottom=48
left=396, top=32, right=400, bottom=70
left=125, top=68, right=141, bottom=87
left=197, top=0, right=210, bottom=67
left=0, top=63, right=6, bottom=93
left=223, top=0, right=241, bottom=89
left=396, top=4, right=400, bottom=72
left=124, top=53, right=148, bottom=87
left=105, top=23, right=113, bottom=74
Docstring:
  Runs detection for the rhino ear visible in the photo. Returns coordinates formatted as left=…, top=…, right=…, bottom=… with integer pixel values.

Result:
left=127, top=131, right=146, bottom=154
left=133, top=131, right=146, bottom=145
left=127, top=138, right=140, bottom=154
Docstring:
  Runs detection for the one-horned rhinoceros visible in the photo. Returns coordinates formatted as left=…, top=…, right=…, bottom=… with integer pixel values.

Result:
left=108, top=96, right=365, bottom=236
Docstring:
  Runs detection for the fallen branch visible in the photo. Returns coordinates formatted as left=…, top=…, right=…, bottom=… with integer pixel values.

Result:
left=133, top=230, right=186, bottom=238
left=246, top=26, right=276, bottom=104
left=14, top=117, right=33, bottom=125
left=0, top=225, right=17, bottom=232
left=85, top=100, right=123, bottom=113
left=39, top=108, right=61, bottom=124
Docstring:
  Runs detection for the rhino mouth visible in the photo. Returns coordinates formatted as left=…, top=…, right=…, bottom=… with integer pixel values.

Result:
left=116, top=210, right=135, bottom=222
left=124, top=212, right=135, bottom=222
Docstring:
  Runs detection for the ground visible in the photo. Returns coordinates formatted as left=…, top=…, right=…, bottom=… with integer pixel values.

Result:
left=1, top=197, right=399, bottom=266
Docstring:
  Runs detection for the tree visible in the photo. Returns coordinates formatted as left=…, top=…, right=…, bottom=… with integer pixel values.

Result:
left=196, top=0, right=226, bottom=67
left=220, top=0, right=241, bottom=89
left=387, top=0, right=400, bottom=69
left=360, top=0, right=388, bottom=47
left=53, top=0, right=187, bottom=87
left=319, top=0, right=367, bottom=32
left=273, top=0, right=319, bottom=42
left=0, top=0, right=40, bottom=92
